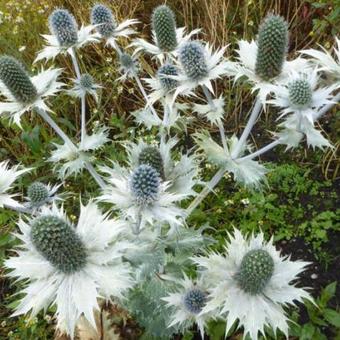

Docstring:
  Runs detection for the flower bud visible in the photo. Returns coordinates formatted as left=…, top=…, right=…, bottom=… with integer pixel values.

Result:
left=91, top=4, right=117, bottom=38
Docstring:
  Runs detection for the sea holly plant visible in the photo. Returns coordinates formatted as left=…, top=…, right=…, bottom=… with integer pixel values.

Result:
left=0, top=3, right=339, bottom=340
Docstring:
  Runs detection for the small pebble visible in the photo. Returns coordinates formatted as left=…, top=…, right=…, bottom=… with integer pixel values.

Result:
left=311, top=273, right=318, bottom=279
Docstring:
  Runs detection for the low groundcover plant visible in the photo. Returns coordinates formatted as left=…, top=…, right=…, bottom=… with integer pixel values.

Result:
left=0, top=3, right=339, bottom=340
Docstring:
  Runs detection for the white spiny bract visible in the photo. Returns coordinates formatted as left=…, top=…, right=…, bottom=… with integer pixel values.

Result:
left=4, top=202, right=133, bottom=338
left=0, top=160, right=30, bottom=209
left=192, top=229, right=313, bottom=340
left=1, top=3, right=339, bottom=340
left=0, top=55, right=63, bottom=126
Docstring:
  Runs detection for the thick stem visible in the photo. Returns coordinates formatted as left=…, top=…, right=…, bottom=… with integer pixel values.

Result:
left=185, top=167, right=225, bottom=218
left=36, top=108, right=77, bottom=151
left=237, top=139, right=281, bottom=162
left=70, top=48, right=81, bottom=79
left=201, top=85, right=228, bottom=151
left=231, top=97, right=262, bottom=159
left=81, top=95, right=86, bottom=147
left=85, top=162, right=106, bottom=189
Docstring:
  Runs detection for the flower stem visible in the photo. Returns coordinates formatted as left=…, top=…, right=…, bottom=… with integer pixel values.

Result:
left=231, top=97, right=262, bottom=158
left=70, top=48, right=87, bottom=147
left=185, top=167, right=225, bottom=218
left=237, top=139, right=281, bottom=162
left=81, top=94, right=86, bottom=147
left=36, top=108, right=106, bottom=189
left=201, top=85, right=228, bottom=151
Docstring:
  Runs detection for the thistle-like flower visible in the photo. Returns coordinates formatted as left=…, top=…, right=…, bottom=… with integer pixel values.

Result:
left=301, top=37, right=340, bottom=84
left=268, top=70, right=336, bottom=149
left=173, top=41, right=229, bottom=100
left=193, top=229, right=312, bottom=340
left=68, top=73, right=102, bottom=102
left=117, top=52, right=139, bottom=81
left=5, top=202, right=133, bottom=338
left=195, top=133, right=268, bottom=188
left=49, top=127, right=109, bottom=178
left=25, top=181, right=62, bottom=210
left=0, top=55, right=63, bottom=126
left=162, top=274, right=211, bottom=337
left=226, top=14, right=309, bottom=103
left=35, top=9, right=99, bottom=62
left=125, top=138, right=198, bottom=197
left=0, top=160, right=30, bottom=209
left=131, top=5, right=200, bottom=62
left=91, top=4, right=138, bottom=52
left=98, top=160, right=186, bottom=232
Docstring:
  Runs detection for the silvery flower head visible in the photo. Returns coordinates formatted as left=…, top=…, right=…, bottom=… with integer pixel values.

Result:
left=162, top=274, right=211, bottom=337
left=98, top=157, right=187, bottom=233
left=5, top=202, right=133, bottom=338
left=193, top=229, right=312, bottom=340
left=68, top=73, right=102, bottom=102
left=0, top=55, right=63, bottom=126
left=49, top=9, right=78, bottom=47
left=254, top=14, right=288, bottom=81
left=118, top=52, right=139, bottom=81
left=25, top=181, right=63, bottom=210
left=152, top=5, right=178, bottom=52
left=91, top=4, right=117, bottom=38
left=226, top=14, right=310, bottom=103
left=268, top=69, right=336, bottom=149
left=35, top=8, right=99, bottom=62
left=0, top=160, right=30, bottom=209
left=130, top=5, right=200, bottom=62
left=171, top=40, right=229, bottom=101
left=125, top=137, right=198, bottom=197
left=91, top=3, right=138, bottom=51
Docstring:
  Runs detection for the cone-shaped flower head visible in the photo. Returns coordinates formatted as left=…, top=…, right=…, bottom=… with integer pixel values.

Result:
left=255, top=14, right=288, bottom=81
left=0, top=56, right=37, bottom=104
left=157, top=63, right=178, bottom=92
left=49, top=9, right=78, bottom=47
left=91, top=4, right=117, bottom=38
left=151, top=5, right=178, bottom=52
left=31, top=215, right=87, bottom=273
left=79, top=73, right=94, bottom=91
left=27, top=182, right=49, bottom=206
left=131, top=164, right=160, bottom=205
left=236, top=249, right=274, bottom=295
left=183, top=288, right=207, bottom=314
left=120, top=53, right=134, bottom=69
left=288, top=78, right=313, bottom=108
left=138, top=146, right=165, bottom=179
left=179, top=41, right=208, bottom=81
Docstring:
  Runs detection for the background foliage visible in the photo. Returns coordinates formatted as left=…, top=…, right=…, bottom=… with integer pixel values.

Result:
left=0, top=0, right=339, bottom=339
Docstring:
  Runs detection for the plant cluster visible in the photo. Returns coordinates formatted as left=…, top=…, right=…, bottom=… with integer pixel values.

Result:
left=0, top=3, right=339, bottom=339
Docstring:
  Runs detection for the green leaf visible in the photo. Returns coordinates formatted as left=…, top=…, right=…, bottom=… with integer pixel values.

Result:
left=320, top=282, right=337, bottom=305
left=324, top=308, right=340, bottom=327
